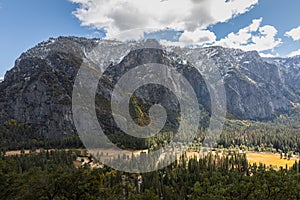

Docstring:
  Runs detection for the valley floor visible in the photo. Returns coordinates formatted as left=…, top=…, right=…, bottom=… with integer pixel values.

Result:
left=4, top=148, right=300, bottom=170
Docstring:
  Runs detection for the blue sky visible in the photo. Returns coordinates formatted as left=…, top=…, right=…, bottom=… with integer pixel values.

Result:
left=1, top=0, right=300, bottom=77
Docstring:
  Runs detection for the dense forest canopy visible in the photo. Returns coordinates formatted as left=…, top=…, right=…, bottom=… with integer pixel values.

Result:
left=1, top=149, right=300, bottom=199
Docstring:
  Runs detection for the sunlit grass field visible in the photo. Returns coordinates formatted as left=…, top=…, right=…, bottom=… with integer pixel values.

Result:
left=246, top=152, right=299, bottom=170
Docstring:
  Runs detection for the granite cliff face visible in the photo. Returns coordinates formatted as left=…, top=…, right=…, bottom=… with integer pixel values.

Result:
left=265, top=56, right=300, bottom=98
left=0, top=37, right=299, bottom=137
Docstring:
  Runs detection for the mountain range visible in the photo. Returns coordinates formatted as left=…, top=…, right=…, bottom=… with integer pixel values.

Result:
left=0, top=36, right=299, bottom=138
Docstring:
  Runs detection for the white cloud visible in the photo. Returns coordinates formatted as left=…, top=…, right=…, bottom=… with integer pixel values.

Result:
left=259, top=52, right=278, bottom=58
left=215, top=18, right=281, bottom=52
left=70, top=0, right=258, bottom=41
left=160, top=40, right=186, bottom=48
left=285, top=26, right=300, bottom=41
left=178, top=29, right=216, bottom=46
left=0, top=77, right=4, bottom=82
left=287, top=49, right=300, bottom=57
left=160, top=28, right=216, bottom=47
left=70, top=0, right=285, bottom=54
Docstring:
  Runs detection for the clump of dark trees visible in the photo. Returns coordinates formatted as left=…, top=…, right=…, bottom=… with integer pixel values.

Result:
left=218, top=111, right=300, bottom=153
left=1, top=149, right=300, bottom=199
left=2, top=113, right=300, bottom=154
left=0, top=120, right=83, bottom=152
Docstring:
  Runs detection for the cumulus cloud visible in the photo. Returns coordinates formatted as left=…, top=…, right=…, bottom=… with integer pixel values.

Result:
left=70, top=0, right=258, bottom=41
left=259, top=52, right=278, bottom=58
left=70, top=0, right=285, bottom=54
left=287, top=49, right=300, bottom=57
left=161, top=29, right=216, bottom=47
left=178, top=29, right=216, bottom=46
left=215, top=18, right=281, bottom=52
left=285, top=26, right=300, bottom=41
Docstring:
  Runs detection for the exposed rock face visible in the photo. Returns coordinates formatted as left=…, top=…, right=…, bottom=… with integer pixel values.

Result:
left=0, top=37, right=94, bottom=137
left=0, top=37, right=299, bottom=137
left=265, top=56, right=300, bottom=98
